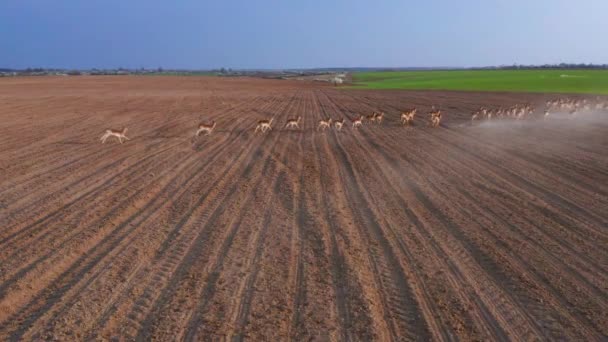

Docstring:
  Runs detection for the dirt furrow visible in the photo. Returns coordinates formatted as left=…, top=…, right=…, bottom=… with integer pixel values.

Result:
left=334, top=108, right=604, bottom=338
left=324, top=90, right=546, bottom=340
left=0, top=95, right=264, bottom=253
left=0, top=96, right=249, bottom=214
left=227, top=93, right=307, bottom=341
left=0, top=97, right=275, bottom=339
left=318, top=90, right=433, bottom=340
left=431, top=129, right=608, bottom=251
left=77, top=94, right=288, bottom=339
left=443, top=128, right=608, bottom=222
left=324, top=93, right=503, bottom=340
left=136, top=94, right=297, bottom=341
left=404, top=129, right=608, bottom=284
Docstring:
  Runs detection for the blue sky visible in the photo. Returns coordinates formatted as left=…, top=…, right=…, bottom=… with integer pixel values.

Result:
left=1, top=0, right=606, bottom=69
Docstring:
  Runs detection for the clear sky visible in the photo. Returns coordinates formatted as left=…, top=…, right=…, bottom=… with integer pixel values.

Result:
left=1, top=0, right=606, bottom=69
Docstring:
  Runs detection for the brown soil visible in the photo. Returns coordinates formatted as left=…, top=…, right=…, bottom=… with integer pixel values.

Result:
left=0, top=76, right=607, bottom=341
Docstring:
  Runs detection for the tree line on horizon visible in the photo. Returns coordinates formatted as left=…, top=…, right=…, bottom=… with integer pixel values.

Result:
left=475, top=63, right=608, bottom=70
left=2, top=63, right=608, bottom=75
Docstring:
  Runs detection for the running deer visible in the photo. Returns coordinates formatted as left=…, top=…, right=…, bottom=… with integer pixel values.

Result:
left=366, top=112, right=377, bottom=124
left=496, top=108, right=504, bottom=119
left=195, top=121, right=216, bottom=136
left=400, top=112, right=408, bottom=125
left=334, top=118, right=345, bottom=131
left=486, top=109, right=493, bottom=120
left=254, top=118, right=273, bottom=133
left=429, top=110, right=442, bottom=128
left=285, top=116, right=301, bottom=129
left=401, top=108, right=416, bottom=125
left=100, top=127, right=130, bottom=144
left=472, top=107, right=486, bottom=122
left=374, top=112, right=385, bottom=124
left=352, top=115, right=364, bottom=129
left=471, top=111, right=479, bottom=122
left=317, top=118, right=332, bottom=131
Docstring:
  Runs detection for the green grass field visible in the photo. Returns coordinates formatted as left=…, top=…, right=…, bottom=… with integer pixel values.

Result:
left=350, top=70, right=608, bottom=94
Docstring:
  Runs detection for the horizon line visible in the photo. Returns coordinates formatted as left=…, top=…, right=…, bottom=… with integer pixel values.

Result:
left=3, top=63, right=608, bottom=72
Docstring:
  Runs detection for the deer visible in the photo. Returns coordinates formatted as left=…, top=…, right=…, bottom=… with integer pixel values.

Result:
left=486, top=109, right=494, bottom=120
left=195, top=121, right=216, bottom=136
left=471, top=107, right=486, bottom=122
left=334, top=118, right=345, bottom=131
left=401, top=108, right=416, bottom=126
left=400, top=112, right=409, bottom=125
left=497, top=108, right=506, bottom=119
left=254, top=118, right=273, bottom=133
left=434, top=112, right=442, bottom=127
left=526, top=104, right=535, bottom=116
left=429, top=109, right=442, bottom=128
left=516, top=107, right=526, bottom=120
left=471, top=111, right=479, bottom=122
left=366, top=112, right=377, bottom=124
left=317, top=118, right=332, bottom=131
left=285, top=116, right=301, bottom=129
left=374, top=112, right=385, bottom=124
left=100, top=127, right=129, bottom=144
left=352, top=115, right=363, bottom=129
left=508, top=107, right=517, bottom=119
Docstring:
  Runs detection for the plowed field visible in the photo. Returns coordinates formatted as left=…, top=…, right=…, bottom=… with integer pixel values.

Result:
left=1, top=76, right=607, bottom=341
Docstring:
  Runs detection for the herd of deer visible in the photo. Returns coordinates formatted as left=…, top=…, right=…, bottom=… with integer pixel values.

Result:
left=247, top=109, right=439, bottom=135
left=471, top=97, right=608, bottom=123
left=100, top=97, right=606, bottom=143
left=471, top=104, right=535, bottom=122
left=99, top=108, right=442, bottom=143
left=545, top=97, right=608, bottom=116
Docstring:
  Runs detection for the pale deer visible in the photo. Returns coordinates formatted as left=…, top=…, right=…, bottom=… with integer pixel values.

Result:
left=100, top=127, right=130, bottom=144
left=496, top=108, right=505, bottom=119
left=352, top=115, right=363, bottom=129
left=400, top=112, right=408, bottom=125
left=285, top=116, right=301, bottom=129
left=334, top=118, right=345, bottom=131
left=366, top=112, right=377, bottom=124
left=429, top=110, right=442, bottom=128
left=255, top=118, right=273, bottom=133
left=374, top=112, right=385, bottom=124
left=483, top=109, right=492, bottom=120
left=434, top=113, right=442, bottom=127
left=195, top=121, right=216, bottom=136
left=401, top=108, right=416, bottom=125
left=471, top=107, right=484, bottom=122
left=317, top=118, right=332, bottom=131
left=471, top=111, right=479, bottom=122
